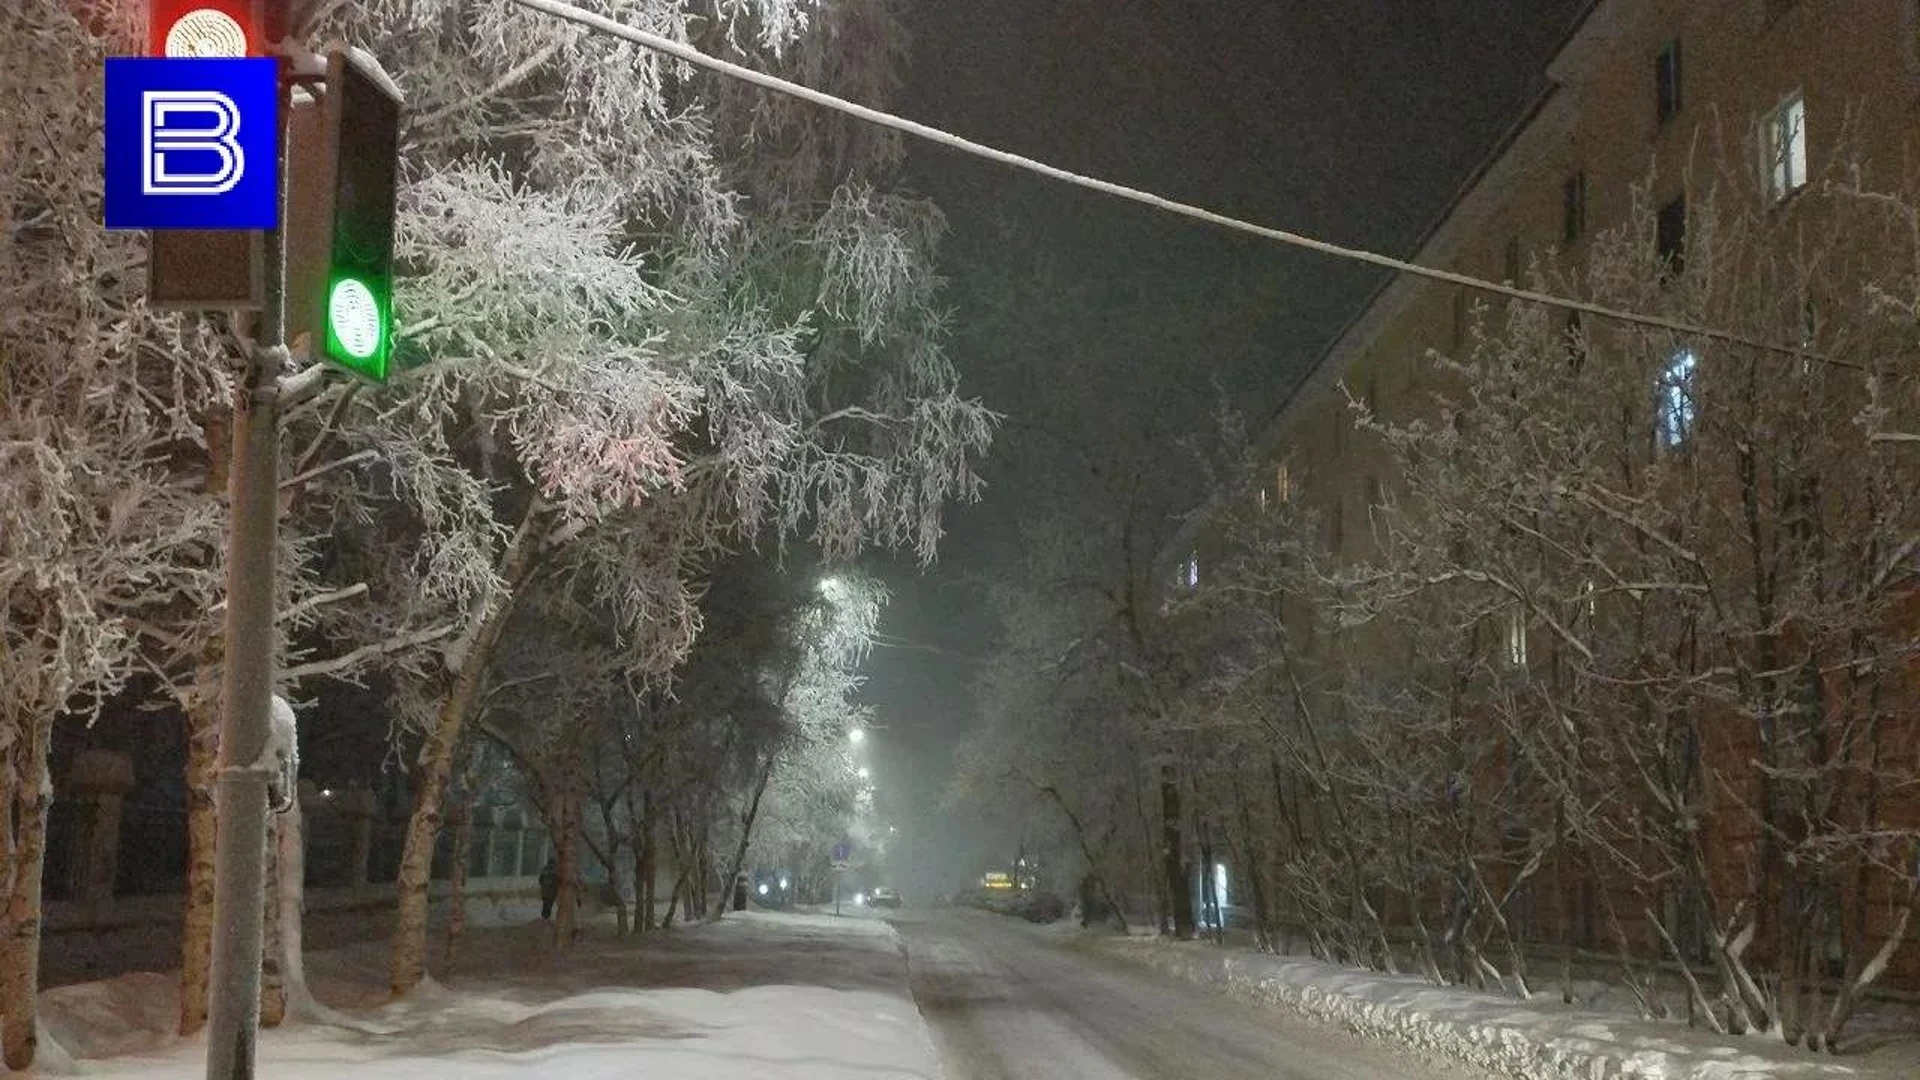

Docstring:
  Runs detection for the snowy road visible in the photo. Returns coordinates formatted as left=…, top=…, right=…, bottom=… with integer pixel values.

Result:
left=892, top=909, right=1481, bottom=1080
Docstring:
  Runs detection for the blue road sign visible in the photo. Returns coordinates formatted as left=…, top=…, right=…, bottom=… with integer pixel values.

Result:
left=832, top=843, right=850, bottom=863
left=104, top=58, right=279, bottom=230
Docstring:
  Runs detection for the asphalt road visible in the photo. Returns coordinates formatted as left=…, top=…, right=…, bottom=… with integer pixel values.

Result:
left=890, top=908, right=1481, bottom=1080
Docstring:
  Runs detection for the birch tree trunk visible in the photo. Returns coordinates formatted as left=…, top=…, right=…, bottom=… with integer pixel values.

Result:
left=715, top=760, right=774, bottom=921
left=390, top=504, right=546, bottom=997
left=273, top=794, right=312, bottom=1019
left=180, top=693, right=220, bottom=1035
left=0, top=714, right=53, bottom=1070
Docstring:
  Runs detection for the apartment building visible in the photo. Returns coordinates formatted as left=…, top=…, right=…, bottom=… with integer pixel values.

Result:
left=1167, top=0, right=1920, bottom=989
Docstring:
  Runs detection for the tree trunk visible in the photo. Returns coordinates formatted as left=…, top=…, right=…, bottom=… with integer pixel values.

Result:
left=259, top=808, right=286, bottom=1029
left=636, top=791, right=657, bottom=932
left=1160, top=763, right=1193, bottom=938
left=715, top=761, right=774, bottom=921
left=553, top=784, right=580, bottom=949
left=0, top=714, right=53, bottom=1070
left=442, top=797, right=473, bottom=978
left=180, top=694, right=221, bottom=1035
left=389, top=503, right=546, bottom=997
left=273, top=794, right=312, bottom=1019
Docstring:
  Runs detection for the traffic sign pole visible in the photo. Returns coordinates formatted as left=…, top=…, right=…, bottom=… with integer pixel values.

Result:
left=204, top=10, right=289, bottom=1079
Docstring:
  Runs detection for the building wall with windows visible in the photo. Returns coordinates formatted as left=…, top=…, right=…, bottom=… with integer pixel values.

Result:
left=1166, top=0, right=1920, bottom=981
left=1245, top=0, right=1920, bottom=566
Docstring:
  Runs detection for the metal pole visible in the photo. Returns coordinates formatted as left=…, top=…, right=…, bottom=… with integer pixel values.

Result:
left=205, top=43, right=291, bottom=1080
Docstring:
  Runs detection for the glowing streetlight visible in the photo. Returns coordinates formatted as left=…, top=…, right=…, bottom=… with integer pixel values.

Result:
left=757, top=882, right=770, bottom=897
left=856, top=766, right=870, bottom=780
left=849, top=727, right=866, bottom=745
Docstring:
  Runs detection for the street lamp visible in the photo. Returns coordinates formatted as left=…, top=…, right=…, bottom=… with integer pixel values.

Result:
left=849, top=727, right=866, bottom=745
left=856, top=766, right=870, bottom=780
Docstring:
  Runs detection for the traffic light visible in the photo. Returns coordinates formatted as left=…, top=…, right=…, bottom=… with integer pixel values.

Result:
left=148, top=1, right=255, bottom=57
left=143, top=0, right=274, bottom=310
left=318, top=49, right=401, bottom=381
left=286, top=48, right=403, bottom=381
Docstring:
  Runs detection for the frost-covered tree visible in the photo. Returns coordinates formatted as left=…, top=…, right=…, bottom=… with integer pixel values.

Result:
left=0, top=3, right=232, bottom=1064
left=1176, top=143, right=1920, bottom=1052
left=232, top=0, right=995, bottom=994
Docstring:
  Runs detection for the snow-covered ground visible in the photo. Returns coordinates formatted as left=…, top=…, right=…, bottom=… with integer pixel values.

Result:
left=36, top=901, right=941, bottom=1080
left=1090, top=931, right=1920, bottom=1080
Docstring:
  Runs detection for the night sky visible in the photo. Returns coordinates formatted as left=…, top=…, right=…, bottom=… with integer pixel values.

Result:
left=863, top=0, right=1588, bottom=882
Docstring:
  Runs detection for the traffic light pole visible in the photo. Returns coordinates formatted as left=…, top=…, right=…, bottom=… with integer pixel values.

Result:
left=205, top=43, right=291, bottom=1080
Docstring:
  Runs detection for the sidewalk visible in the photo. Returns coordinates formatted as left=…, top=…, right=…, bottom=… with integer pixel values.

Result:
left=1090, top=932, right=1920, bottom=1080
left=37, top=906, right=942, bottom=1079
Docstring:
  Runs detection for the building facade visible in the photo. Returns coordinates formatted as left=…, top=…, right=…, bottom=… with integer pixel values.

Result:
left=1168, top=0, right=1920, bottom=1000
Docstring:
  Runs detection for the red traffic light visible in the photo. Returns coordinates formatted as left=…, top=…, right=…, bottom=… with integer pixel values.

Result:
left=147, top=1, right=256, bottom=58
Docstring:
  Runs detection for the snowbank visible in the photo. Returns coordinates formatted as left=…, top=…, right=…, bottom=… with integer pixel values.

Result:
left=1096, top=935, right=1889, bottom=1080
left=39, top=908, right=942, bottom=1080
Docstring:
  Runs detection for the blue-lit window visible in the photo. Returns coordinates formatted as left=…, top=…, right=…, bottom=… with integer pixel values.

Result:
left=1658, top=348, right=1698, bottom=446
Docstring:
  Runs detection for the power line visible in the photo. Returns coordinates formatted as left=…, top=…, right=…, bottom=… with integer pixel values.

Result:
left=507, top=0, right=1838, bottom=368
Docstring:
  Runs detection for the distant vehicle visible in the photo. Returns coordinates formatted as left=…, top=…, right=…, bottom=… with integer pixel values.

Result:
left=869, top=886, right=903, bottom=909
left=1015, top=891, right=1066, bottom=923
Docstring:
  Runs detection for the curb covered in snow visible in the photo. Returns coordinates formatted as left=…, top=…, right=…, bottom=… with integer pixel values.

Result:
left=1095, top=936, right=1864, bottom=1080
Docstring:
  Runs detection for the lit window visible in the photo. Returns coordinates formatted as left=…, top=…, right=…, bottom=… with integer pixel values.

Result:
left=1762, top=93, right=1808, bottom=202
left=1505, top=608, right=1528, bottom=667
left=1183, top=554, right=1200, bottom=591
left=1658, top=348, right=1698, bottom=447
left=1274, top=461, right=1291, bottom=505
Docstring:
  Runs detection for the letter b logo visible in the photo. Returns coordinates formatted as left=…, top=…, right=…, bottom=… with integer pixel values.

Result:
left=106, top=58, right=278, bottom=229
left=143, top=91, right=245, bottom=195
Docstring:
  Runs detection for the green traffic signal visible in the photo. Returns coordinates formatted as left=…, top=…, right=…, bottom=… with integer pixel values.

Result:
left=325, top=275, right=389, bottom=381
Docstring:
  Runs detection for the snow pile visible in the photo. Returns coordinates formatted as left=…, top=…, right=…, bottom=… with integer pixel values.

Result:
left=41, top=909, right=942, bottom=1080
left=1099, top=936, right=1876, bottom=1080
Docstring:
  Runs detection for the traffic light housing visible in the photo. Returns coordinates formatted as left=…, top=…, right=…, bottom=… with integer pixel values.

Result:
left=287, top=48, right=403, bottom=382
left=143, top=0, right=275, bottom=310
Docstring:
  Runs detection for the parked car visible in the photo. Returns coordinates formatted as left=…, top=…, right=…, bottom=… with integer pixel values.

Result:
left=1014, top=891, right=1066, bottom=923
left=869, top=886, right=903, bottom=909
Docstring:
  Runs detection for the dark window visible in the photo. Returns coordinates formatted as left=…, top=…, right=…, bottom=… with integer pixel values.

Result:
left=1563, top=172, right=1588, bottom=242
left=1366, top=474, right=1384, bottom=509
left=1330, top=500, right=1345, bottom=552
left=1503, top=237, right=1521, bottom=284
left=1656, top=39, right=1683, bottom=124
left=1451, top=288, right=1469, bottom=352
left=1657, top=195, right=1687, bottom=277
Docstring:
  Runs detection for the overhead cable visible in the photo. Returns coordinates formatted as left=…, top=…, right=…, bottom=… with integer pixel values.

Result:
left=507, top=0, right=1842, bottom=368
